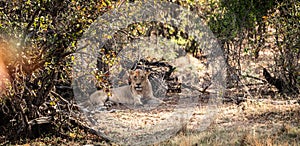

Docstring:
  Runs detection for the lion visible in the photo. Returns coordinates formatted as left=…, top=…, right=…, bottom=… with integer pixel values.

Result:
left=81, top=69, right=164, bottom=110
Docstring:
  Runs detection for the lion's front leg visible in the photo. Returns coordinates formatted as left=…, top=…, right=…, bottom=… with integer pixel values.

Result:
left=142, top=92, right=165, bottom=105
left=133, top=94, right=143, bottom=106
left=131, top=90, right=143, bottom=106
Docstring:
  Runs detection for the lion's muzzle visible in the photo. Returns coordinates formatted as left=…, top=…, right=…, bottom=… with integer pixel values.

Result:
left=134, top=83, right=143, bottom=91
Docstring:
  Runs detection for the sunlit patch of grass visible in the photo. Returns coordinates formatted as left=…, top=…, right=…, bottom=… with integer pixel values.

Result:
left=160, top=124, right=299, bottom=146
left=159, top=100, right=300, bottom=146
left=160, top=126, right=246, bottom=146
left=239, top=124, right=300, bottom=146
left=279, top=124, right=300, bottom=142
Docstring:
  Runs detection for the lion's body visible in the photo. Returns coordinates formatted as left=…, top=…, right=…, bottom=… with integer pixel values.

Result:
left=89, top=85, right=143, bottom=106
left=81, top=69, right=163, bottom=110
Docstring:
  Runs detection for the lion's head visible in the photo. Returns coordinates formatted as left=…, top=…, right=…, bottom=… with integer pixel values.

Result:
left=128, top=69, right=151, bottom=93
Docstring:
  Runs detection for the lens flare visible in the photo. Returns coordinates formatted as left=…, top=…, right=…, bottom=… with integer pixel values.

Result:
left=0, top=38, right=17, bottom=94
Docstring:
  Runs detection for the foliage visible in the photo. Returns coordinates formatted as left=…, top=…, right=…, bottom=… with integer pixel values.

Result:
left=268, top=0, right=300, bottom=94
left=208, top=0, right=276, bottom=61
left=0, top=0, right=112, bottom=141
left=206, top=0, right=299, bottom=93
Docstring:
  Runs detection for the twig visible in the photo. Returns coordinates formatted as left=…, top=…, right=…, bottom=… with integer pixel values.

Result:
left=51, top=91, right=69, bottom=105
left=244, top=74, right=267, bottom=83
left=69, top=114, right=111, bottom=142
left=116, top=0, right=126, bottom=9
left=28, top=116, right=52, bottom=125
left=50, top=91, right=81, bottom=112
left=181, top=83, right=210, bottom=94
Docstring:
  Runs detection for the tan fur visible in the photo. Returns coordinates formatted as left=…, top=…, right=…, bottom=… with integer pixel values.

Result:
left=83, top=69, right=164, bottom=110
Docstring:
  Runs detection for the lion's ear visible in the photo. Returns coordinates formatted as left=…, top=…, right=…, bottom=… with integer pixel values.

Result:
left=146, top=70, right=151, bottom=77
left=127, top=70, right=134, bottom=85
left=128, top=70, right=134, bottom=75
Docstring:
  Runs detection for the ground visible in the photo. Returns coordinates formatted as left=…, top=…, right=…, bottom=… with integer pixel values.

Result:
left=163, top=97, right=300, bottom=145
left=9, top=91, right=299, bottom=145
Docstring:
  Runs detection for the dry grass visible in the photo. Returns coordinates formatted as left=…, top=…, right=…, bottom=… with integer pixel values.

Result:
left=11, top=97, right=299, bottom=146
left=158, top=99, right=300, bottom=146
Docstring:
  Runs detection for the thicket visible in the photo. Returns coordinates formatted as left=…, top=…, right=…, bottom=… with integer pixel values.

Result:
left=207, top=0, right=299, bottom=93
left=0, top=0, right=299, bottom=143
left=0, top=0, right=109, bottom=141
